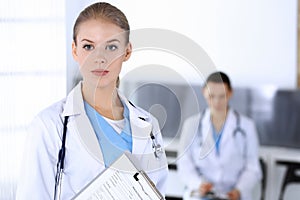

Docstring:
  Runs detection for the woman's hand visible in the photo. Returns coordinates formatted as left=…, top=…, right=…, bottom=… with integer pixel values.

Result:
left=199, top=182, right=213, bottom=196
left=227, top=189, right=240, bottom=200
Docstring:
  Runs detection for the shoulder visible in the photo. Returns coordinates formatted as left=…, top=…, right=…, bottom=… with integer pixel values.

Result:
left=184, top=109, right=207, bottom=125
left=26, top=98, right=67, bottom=150
left=124, top=100, right=164, bottom=135
left=33, top=98, right=66, bottom=129
left=127, top=100, right=150, bottom=117
left=37, top=98, right=66, bottom=119
left=185, top=113, right=202, bottom=124
left=231, top=110, right=257, bottom=132
left=181, top=112, right=202, bottom=138
left=129, top=101, right=160, bottom=124
left=119, top=91, right=155, bottom=122
left=237, top=112, right=255, bottom=126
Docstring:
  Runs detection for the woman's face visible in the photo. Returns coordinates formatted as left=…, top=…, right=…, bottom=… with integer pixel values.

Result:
left=203, top=82, right=232, bottom=114
left=72, top=19, right=131, bottom=89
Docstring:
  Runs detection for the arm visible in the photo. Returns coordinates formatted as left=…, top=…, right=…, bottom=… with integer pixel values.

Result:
left=16, top=116, right=59, bottom=200
left=235, top=119, right=262, bottom=199
left=177, top=115, right=205, bottom=190
left=150, top=115, right=169, bottom=197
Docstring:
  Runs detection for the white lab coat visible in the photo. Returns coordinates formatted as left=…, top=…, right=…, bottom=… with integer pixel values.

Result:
left=16, top=82, right=168, bottom=200
left=177, top=109, right=261, bottom=200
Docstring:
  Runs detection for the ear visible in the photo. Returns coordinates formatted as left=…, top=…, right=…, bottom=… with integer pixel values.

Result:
left=123, top=42, right=132, bottom=61
left=202, top=86, right=208, bottom=97
left=72, top=41, right=78, bottom=61
left=227, top=89, right=233, bottom=99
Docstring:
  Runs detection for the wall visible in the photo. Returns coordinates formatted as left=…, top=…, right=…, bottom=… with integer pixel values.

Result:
left=66, top=0, right=297, bottom=91
left=64, top=1, right=300, bottom=199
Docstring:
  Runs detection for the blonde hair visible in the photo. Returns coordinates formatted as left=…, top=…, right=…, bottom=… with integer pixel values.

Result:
left=73, top=2, right=130, bottom=45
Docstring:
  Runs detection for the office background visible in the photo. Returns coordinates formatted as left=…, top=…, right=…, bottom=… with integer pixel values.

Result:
left=0, top=0, right=298, bottom=199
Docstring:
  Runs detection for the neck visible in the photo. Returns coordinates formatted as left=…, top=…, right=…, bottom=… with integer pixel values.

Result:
left=211, top=108, right=228, bottom=132
left=82, top=82, right=123, bottom=120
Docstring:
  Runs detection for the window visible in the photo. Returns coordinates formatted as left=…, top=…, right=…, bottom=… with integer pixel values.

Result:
left=0, top=0, right=66, bottom=198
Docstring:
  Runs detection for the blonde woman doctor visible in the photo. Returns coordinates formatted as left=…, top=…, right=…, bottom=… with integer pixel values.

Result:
left=177, top=72, right=261, bottom=200
left=16, top=2, right=168, bottom=200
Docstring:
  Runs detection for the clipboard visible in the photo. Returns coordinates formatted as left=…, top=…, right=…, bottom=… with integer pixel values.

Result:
left=72, top=152, right=164, bottom=200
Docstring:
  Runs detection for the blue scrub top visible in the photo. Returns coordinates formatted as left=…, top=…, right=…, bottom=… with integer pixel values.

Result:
left=211, top=122, right=224, bottom=156
left=84, top=101, right=132, bottom=167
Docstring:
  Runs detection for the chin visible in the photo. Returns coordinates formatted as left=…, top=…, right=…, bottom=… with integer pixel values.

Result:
left=213, top=108, right=226, bottom=113
left=96, top=80, right=116, bottom=89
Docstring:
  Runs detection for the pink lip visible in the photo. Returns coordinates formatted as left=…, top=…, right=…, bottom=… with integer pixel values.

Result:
left=91, top=69, right=109, bottom=76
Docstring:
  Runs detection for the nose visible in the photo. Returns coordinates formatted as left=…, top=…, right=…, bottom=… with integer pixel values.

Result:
left=92, top=48, right=107, bottom=64
left=95, top=57, right=106, bottom=64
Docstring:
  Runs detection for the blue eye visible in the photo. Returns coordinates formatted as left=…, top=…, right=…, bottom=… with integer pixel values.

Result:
left=83, top=44, right=94, bottom=51
left=106, top=44, right=118, bottom=51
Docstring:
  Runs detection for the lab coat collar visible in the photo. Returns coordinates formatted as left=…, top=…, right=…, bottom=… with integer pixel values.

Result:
left=219, top=109, right=236, bottom=147
left=200, top=110, right=215, bottom=158
left=202, top=108, right=236, bottom=136
left=61, top=82, right=104, bottom=163
left=201, top=109, right=211, bottom=140
left=202, top=108, right=236, bottom=151
left=200, top=108, right=236, bottom=158
left=61, top=82, right=84, bottom=117
left=118, top=91, right=153, bottom=155
left=61, top=82, right=152, bottom=163
left=118, top=91, right=150, bottom=126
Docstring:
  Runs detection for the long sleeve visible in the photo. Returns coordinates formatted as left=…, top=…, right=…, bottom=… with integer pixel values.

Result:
left=235, top=119, right=262, bottom=199
left=177, top=114, right=203, bottom=190
left=149, top=115, right=169, bottom=197
left=16, top=116, right=60, bottom=200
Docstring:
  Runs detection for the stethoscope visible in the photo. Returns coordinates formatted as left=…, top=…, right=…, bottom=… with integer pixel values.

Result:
left=197, top=109, right=247, bottom=158
left=150, top=132, right=164, bottom=159
left=54, top=115, right=163, bottom=200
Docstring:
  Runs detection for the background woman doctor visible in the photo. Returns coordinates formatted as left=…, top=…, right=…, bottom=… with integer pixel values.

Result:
left=16, top=2, right=168, bottom=199
left=177, top=72, right=261, bottom=200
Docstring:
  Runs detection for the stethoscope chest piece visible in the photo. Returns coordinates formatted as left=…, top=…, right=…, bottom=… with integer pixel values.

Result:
left=150, top=132, right=163, bottom=159
left=153, top=143, right=163, bottom=159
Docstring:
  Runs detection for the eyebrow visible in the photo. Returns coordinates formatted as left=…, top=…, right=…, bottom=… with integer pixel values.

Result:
left=80, top=38, right=121, bottom=43
left=80, top=39, right=94, bottom=43
left=106, top=39, right=121, bottom=43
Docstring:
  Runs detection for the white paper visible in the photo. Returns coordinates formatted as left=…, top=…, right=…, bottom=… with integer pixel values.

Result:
left=72, top=152, right=163, bottom=200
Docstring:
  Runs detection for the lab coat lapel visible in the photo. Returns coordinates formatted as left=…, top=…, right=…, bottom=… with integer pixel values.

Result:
left=199, top=110, right=216, bottom=159
left=118, top=93, right=152, bottom=156
left=62, top=82, right=104, bottom=164
left=71, top=113, right=104, bottom=163
left=131, top=119, right=152, bottom=155
left=219, top=109, right=235, bottom=149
